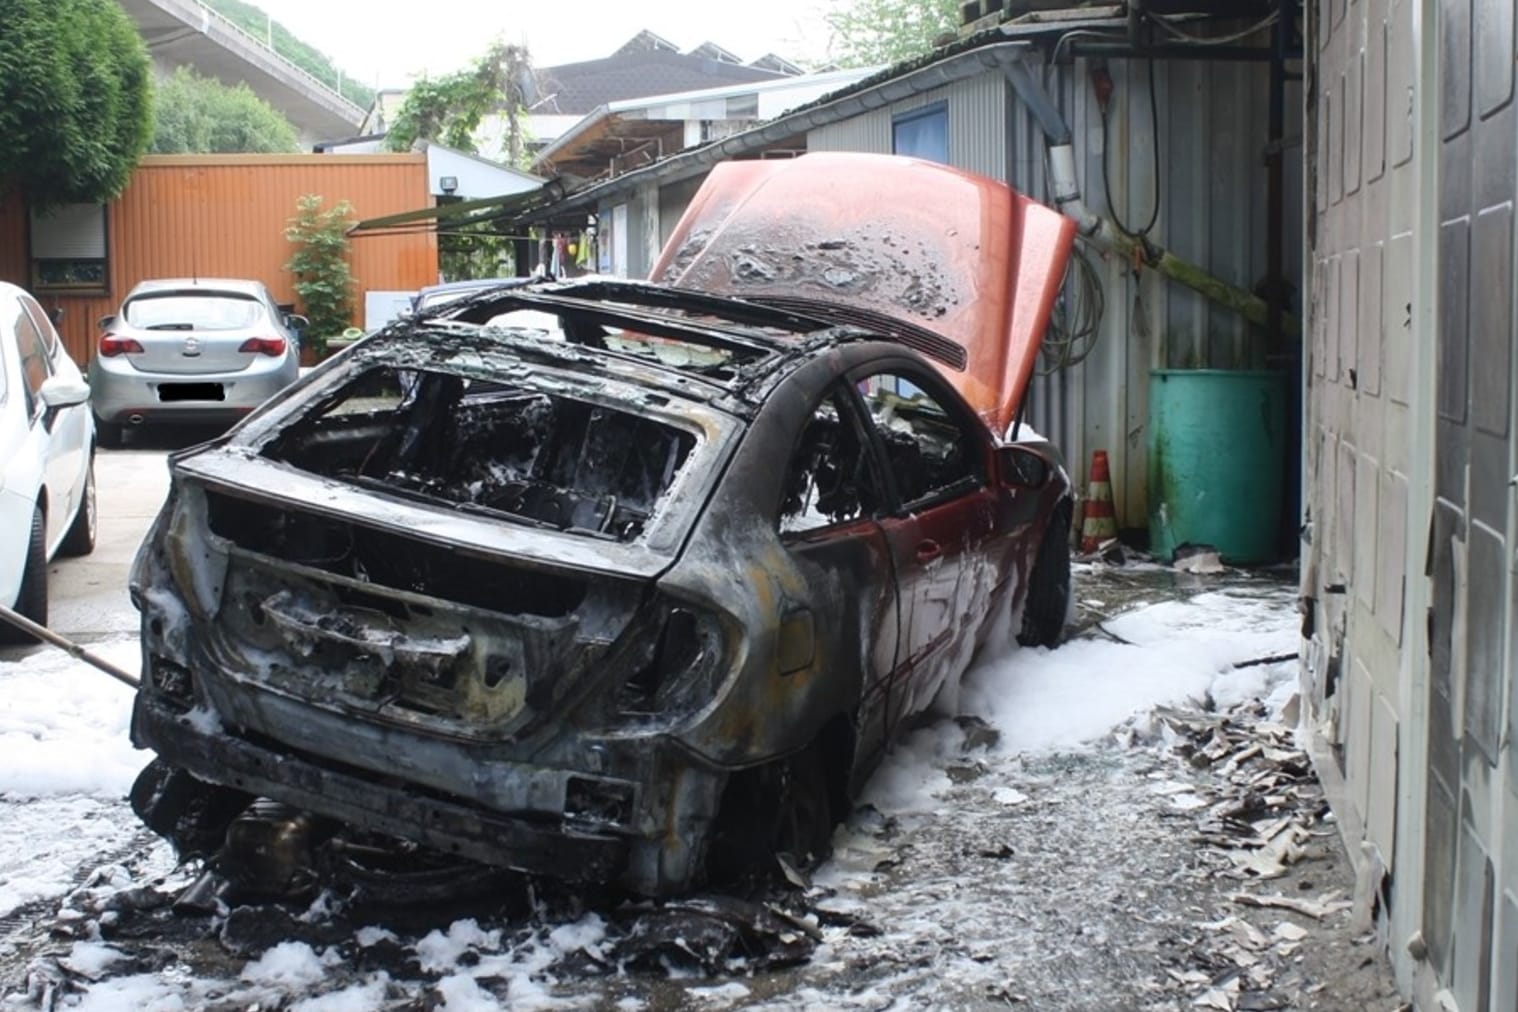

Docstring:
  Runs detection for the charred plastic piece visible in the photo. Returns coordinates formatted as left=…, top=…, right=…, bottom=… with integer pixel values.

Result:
left=129, top=759, right=251, bottom=860
left=220, top=800, right=329, bottom=900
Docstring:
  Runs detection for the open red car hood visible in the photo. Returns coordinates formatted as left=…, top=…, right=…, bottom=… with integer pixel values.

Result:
left=650, top=153, right=1075, bottom=436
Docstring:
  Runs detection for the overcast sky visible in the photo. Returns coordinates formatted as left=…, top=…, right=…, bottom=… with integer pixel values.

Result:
left=243, top=0, right=835, bottom=91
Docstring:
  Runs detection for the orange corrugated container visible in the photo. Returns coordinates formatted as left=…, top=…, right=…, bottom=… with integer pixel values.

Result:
left=1, top=154, right=439, bottom=364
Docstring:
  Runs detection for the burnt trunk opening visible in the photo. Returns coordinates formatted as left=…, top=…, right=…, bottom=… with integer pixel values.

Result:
left=263, top=368, right=695, bottom=543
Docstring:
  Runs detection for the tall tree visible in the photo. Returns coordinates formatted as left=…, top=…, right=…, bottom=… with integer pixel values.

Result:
left=0, top=0, right=153, bottom=208
left=385, top=42, right=535, bottom=167
left=825, top=0, right=960, bottom=67
left=150, top=68, right=300, bottom=154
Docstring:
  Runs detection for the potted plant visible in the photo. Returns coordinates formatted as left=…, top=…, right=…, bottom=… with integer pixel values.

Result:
left=284, top=194, right=355, bottom=364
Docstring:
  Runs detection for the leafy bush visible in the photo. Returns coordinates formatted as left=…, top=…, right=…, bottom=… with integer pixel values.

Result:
left=151, top=68, right=299, bottom=154
left=0, top=0, right=153, bottom=208
left=284, top=195, right=355, bottom=356
left=385, top=42, right=533, bottom=166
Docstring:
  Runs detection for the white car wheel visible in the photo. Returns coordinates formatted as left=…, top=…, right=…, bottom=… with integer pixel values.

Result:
left=60, top=460, right=97, bottom=557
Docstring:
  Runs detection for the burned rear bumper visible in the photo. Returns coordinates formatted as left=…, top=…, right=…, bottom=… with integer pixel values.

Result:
left=132, top=693, right=628, bottom=884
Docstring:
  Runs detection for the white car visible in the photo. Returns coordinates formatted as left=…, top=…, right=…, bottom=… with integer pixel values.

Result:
left=0, top=282, right=95, bottom=640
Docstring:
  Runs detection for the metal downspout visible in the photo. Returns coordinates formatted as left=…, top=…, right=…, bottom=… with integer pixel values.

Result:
left=1266, top=3, right=1289, bottom=349
left=1401, top=0, right=1439, bottom=1000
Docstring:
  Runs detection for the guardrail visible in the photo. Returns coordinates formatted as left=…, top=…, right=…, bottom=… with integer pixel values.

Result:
left=185, top=0, right=366, bottom=118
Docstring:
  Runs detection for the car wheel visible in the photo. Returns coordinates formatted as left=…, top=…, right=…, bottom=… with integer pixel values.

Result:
left=1017, top=501, right=1073, bottom=649
left=59, top=459, right=97, bottom=557
left=770, top=742, right=836, bottom=871
left=2, top=505, right=47, bottom=643
left=705, top=740, right=836, bottom=887
left=96, top=419, right=124, bottom=449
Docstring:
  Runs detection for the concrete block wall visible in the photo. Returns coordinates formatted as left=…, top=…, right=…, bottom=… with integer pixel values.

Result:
left=1307, top=0, right=1518, bottom=1006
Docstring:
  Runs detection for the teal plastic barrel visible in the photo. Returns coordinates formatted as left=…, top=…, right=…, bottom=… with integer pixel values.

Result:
left=1147, top=369, right=1287, bottom=565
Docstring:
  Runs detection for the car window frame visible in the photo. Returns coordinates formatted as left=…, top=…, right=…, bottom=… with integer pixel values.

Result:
left=18, top=294, right=61, bottom=358
left=774, top=381, right=892, bottom=540
left=0, top=315, right=11, bottom=408
left=842, top=361, right=988, bottom=516
left=10, top=300, right=55, bottom=422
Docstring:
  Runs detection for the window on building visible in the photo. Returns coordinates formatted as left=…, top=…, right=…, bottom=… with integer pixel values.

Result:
left=29, top=203, right=108, bottom=296
left=892, top=103, right=949, bottom=164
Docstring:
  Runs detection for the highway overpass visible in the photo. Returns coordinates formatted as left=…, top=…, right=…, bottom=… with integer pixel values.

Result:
left=118, top=0, right=366, bottom=143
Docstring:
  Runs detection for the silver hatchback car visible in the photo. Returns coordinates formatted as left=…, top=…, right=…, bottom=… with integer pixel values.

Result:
left=88, top=279, right=303, bottom=446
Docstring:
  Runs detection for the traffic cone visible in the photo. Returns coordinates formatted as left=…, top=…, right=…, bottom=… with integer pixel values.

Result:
left=1080, top=450, right=1117, bottom=554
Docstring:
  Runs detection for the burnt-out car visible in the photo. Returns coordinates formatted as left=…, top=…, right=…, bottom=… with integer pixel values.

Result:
left=126, top=154, right=1076, bottom=896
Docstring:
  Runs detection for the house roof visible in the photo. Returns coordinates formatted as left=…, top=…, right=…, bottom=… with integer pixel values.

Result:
left=535, top=34, right=791, bottom=116
left=531, top=66, right=882, bottom=177
left=749, top=53, right=806, bottom=75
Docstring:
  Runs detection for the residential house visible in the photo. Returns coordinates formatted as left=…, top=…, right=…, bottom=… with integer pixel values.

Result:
left=531, top=66, right=881, bottom=188
left=360, top=31, right=804, bottom=169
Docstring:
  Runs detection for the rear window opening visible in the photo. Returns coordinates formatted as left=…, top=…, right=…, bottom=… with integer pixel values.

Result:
left=263, top=366, right=697, bottom=543
left=123, top=292, right=264, bottom=331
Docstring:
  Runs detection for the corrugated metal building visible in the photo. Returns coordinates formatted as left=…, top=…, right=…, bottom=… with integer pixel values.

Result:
left=0, top=154, right=438, bottom=365
left=584, top=47, right=1302, bottom=530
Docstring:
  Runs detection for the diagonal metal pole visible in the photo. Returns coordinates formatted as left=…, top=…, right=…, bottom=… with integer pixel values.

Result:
left=0, top=604, right=140, bottom=688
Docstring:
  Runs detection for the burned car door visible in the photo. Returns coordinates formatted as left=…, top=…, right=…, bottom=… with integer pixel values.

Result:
left=847, top=365, right=998, bottom=727
left=775, top=385, right=901, bottom=775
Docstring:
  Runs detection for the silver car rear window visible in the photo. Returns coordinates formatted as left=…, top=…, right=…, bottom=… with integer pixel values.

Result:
left=124, top=292, right=263, bottom=331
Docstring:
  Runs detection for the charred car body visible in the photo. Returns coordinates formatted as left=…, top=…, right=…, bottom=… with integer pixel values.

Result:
left=127, top=154, right=1077, bottom=896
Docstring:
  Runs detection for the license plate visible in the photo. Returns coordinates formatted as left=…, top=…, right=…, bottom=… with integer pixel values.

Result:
left=158, top=383, right=226, bottom=402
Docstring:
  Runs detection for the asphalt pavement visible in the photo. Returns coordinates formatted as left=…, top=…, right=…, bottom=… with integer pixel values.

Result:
left=7, top=426, right=215, bottom=656
left=44, top=448, right=169, bottom=643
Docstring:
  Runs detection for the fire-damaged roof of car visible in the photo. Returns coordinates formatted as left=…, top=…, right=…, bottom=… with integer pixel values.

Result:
left=376, top=276, right=971, bottom=406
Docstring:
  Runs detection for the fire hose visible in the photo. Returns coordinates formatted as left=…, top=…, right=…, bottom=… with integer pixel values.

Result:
left=0, top=602, right=140, bottom=688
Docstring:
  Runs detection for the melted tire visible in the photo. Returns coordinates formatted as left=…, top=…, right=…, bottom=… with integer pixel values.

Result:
left=706, top=741, right=837, bottom=888
left=1018, top=501, right=1073, bottom=649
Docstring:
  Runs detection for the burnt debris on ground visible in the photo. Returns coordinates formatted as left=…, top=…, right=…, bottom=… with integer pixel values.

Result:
left=2, top=569, right=1402, bottom=1011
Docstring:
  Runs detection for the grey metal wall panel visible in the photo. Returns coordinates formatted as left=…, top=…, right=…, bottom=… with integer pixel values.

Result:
left=808, top=58, right=1301, bottom=529
left=806, top=108, right=891, bottom=154
left=808, top=75, right=1009, bottom=181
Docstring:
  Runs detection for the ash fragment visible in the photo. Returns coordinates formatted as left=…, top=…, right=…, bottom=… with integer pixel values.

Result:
left=612, top=896, right=818, bottom=975
left=219, top=904, right=350, bottom=958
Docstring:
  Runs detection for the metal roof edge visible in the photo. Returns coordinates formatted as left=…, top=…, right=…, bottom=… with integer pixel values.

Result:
left=532, top=105, right=615, bottom=170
